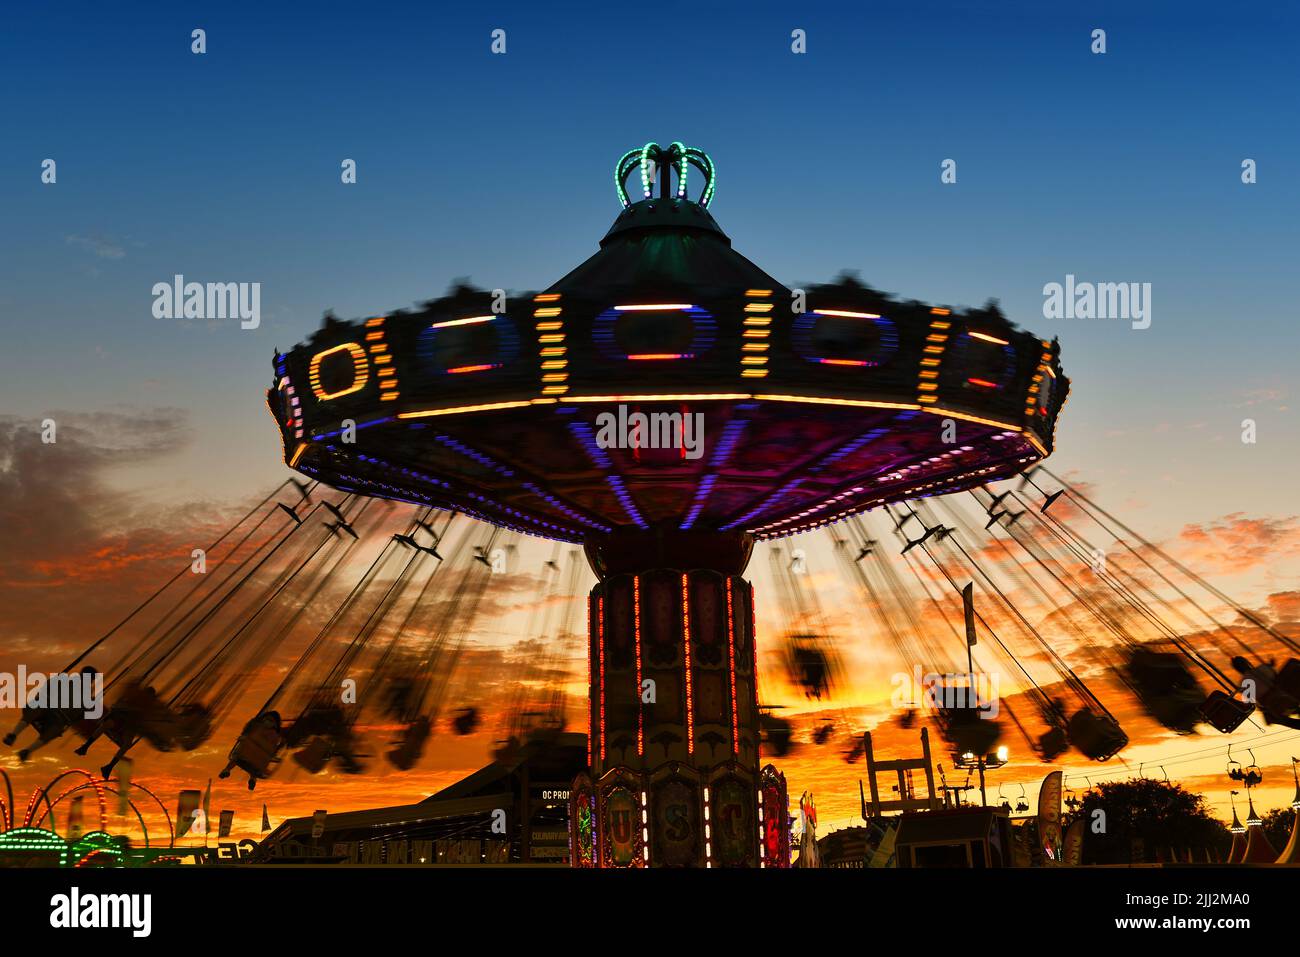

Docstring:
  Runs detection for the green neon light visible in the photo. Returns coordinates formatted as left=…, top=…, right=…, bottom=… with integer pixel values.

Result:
left=615, top=149, right=639, bottom=207
left=613, top=142, right=715, bottom=208
left=639, top=142, right=655, bottom=198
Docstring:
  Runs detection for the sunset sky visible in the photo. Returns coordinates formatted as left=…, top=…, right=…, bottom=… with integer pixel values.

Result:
left=2, top=1, right=1298, bottom=846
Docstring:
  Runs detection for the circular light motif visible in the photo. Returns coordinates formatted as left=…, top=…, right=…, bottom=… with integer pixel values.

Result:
left=792, top=310, right=899, bottom=368
left=309, top=342, right=370, bottom=400
left=593, top=304, right=716, bottom=362
left=418, top=315, right=519, bottom=376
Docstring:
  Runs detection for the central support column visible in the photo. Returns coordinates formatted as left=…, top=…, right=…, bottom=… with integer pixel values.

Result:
left=570, top=528, right=785, bottom=868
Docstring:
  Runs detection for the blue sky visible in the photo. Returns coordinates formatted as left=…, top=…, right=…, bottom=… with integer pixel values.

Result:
left=1, top=0, right=1296, bottom=540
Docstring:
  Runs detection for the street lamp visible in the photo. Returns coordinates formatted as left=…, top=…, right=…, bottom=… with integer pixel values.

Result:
left=951, top=746, right=1009, bottom=807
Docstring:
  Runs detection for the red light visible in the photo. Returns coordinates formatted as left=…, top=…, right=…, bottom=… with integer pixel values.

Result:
left=634, top=576, right=644, bottom=756
left=817, top=358, right=869, bottom=367
left=681, top=574, right=694, bottom=755
left=447, top=364, right=499, bottom=374
left=726, top=579, right=738, bottom=754
left=627, top=353, right=690, bottom=361
left=967, top=377, right=999, bottom=388
left=598, top=596, right=606, bottom=763
left=586, top=597, right=593, bottom=768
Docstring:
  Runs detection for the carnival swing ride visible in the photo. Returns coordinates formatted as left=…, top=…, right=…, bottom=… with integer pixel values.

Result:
left=5, top=142, right=1298, bottom=867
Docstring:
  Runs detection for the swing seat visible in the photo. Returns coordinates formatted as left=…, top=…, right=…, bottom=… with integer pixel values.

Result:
left=938, top=705, right=1002, bottom=756
left=173, top=703, right=214, bottom=751
left=26, top=707, right=73, bottom=740
left=1036, top=726, right=1068, bottom=761
left=1142, top=688, right=1204, bottom=734
left=228, top=721, right=284, bottom=777
left=1126, top=649, right=1200, bottom=694
left=292, top=737, right=332, bottom=773
left=386, top=716, right=431, bottom=770
left=452, top=707, right=480, bottom=736
left=1067, top=708, right=1127, bottom=761
left=1274, top=658, right=1300, bottom=699
left=1198, top=691, right=1253, bottom=733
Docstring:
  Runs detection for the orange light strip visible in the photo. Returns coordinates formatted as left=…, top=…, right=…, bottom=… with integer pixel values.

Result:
left=398, top=400, right=531, bottom=419
left=922, top=406, right=1022, bottom=430
left=430, top=315, right=494, bottom=329
left=1027, top=346, right=1053, bottom=418
left=754, top=394, right=920, bottom=411
left=681, top=574, right=694, bottom=755
left=813, top=308, right=881, bottom=319
left=446, top=364, right=496, bottom=374
left=634, top=576, right=644, bottom=756
left=614, top=303, right=693, bottom=311
left=363, top=316, right=400, bottom=400
left=565, top=393, right=752, bottom=403
left=598, top=595, right=606, bottom=763
left=917, top=313, right=951, bottom=405
left=726, top=578, right=738, bottom=754
left=969, top=331, right=1009, bottom=345
left=534, top=296, right=567, bottom=396
left=743, top=290, right=772, bottom=379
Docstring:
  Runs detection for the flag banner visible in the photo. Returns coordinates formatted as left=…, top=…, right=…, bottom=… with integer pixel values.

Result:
left=218, top=809, right=234, bottom=838
left=1038, top=770, right=1064, bottom=862
left=1063, top=818, right=1085, bottom=866
left=261, top=804, right=270, bottom=832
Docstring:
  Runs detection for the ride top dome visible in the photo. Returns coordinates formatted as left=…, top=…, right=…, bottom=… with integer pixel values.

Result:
left=266, top=141, right=1069, bottom=868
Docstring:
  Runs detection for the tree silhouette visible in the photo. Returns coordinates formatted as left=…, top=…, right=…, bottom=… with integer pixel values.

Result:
left=1256, top=806, right=1297, bottom=851
left=1064, top=779, right=1230, bottom=864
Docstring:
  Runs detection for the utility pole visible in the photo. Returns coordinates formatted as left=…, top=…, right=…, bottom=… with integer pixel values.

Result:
left=962, top=583, right=987, bottom=807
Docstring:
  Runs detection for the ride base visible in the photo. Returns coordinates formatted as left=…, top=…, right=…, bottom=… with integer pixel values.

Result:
left=569, top=529, right=790, bottom=867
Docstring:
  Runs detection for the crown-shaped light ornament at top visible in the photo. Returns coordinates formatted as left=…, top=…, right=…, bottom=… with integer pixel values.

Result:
left=614, top=141, right=716, bottom=208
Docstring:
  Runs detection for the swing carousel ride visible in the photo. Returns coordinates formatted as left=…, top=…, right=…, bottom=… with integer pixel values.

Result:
left=5, top=143, right=1298, bottom=868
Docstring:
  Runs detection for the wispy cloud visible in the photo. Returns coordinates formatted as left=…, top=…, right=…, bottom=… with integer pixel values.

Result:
left=64, top=233, right=126, bottom=260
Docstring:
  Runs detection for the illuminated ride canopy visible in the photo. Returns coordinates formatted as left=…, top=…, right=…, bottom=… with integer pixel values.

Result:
left=267, top=141, right=1068, bottom=867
